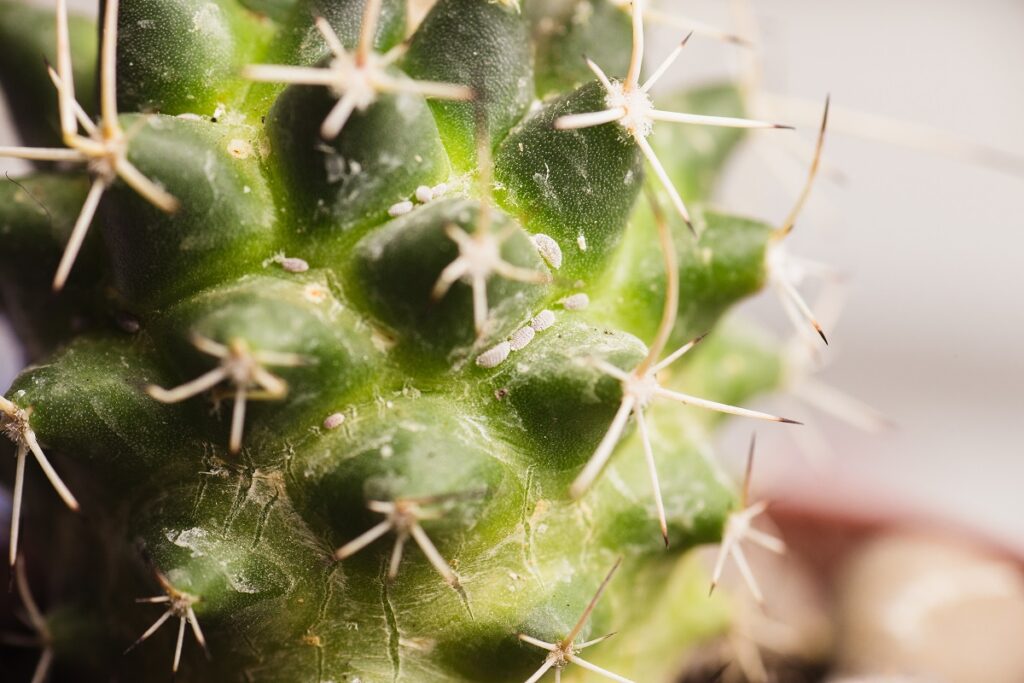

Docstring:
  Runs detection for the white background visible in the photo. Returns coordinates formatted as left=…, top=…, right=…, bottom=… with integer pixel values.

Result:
left=2, top=0, right=1022, bottom=550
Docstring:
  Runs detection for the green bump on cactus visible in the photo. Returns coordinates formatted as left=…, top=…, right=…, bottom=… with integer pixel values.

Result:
left=0, top=0, right=822, bottom=680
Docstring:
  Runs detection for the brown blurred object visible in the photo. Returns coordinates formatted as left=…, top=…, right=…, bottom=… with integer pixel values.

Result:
left=834, top=533, right=1024, bottom=683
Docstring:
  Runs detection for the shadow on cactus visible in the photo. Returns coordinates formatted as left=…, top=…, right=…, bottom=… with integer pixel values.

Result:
left=0, top=0, right=844, bottom=681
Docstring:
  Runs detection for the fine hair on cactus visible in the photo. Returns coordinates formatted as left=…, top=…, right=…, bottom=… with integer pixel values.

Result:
left=3, top=1, right=1019, bottom=682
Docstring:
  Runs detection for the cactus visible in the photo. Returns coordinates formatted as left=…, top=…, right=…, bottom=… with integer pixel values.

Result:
left=0, top=1, right=839, bottom=681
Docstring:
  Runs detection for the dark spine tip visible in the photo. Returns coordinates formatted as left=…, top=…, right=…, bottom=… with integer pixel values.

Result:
left=776, top=124, right=796, bottom=130
left=817, top=327, right=829, bottom=345
left=778, top=417, right=803, bottom=425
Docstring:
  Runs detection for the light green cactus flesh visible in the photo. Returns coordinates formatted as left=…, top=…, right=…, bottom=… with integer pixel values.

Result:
left=0, top=0, right=804, bottom=680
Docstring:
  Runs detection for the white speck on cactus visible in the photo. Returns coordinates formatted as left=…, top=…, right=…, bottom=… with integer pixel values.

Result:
left=265, top=252, right=310, bottom=273
left=509, top=325, right=535, bottom=351
left=560, top=293, right=590, bottom=311
left=476, top=342, right=511, bottom=368
left=577, top=233, right=587, bottom=251
left=280, top=257, right=309, bottom=273
left=530, top=309, right=556, bottom=331
left=531, top=233, right=562, bottom=269
left=323, top=413, right=346, bottom=430
left=388, top=200, right=414, bottom=217
left=415, top=185, right=434, bottom=203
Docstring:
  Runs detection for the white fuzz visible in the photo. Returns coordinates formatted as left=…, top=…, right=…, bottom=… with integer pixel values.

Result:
left=605, top=80, right=655, bottom=138
left=577, top=234, right=588, bottom=251
left=560, top=293, right=590, bottom=311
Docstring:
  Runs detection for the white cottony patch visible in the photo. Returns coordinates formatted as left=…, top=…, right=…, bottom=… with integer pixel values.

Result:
left=605, top=80, right=655, bottom=138
left=415, top=185, right=434, bottom=203
left=531, top=233, right=562, bottom=269
left=530, top=309, right=556, bottom=331
left=560, top=293, right=590, bottom=311
left=577, top=233, right=588, bottom=251
left=476, top=342, right=511, bottom=368
left=388, top=200, right=414, bottom=217
left=323, top=412, right=345, bottom=430
left=509, top=325, right=535, bottom=351
left=431, top=182, right=448, bottom=197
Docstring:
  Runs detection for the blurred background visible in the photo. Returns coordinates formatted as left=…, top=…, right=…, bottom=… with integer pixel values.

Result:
left=1, top=0, right=1023, bottom=680
left=646, top=0, right=1024, bottom=554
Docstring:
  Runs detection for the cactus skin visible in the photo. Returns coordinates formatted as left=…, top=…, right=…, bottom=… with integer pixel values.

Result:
left=0, top=1, right=794, bottom=680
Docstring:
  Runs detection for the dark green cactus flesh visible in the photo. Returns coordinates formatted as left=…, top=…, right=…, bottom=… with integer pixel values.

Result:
left=0, top=1, right=819, bottom=681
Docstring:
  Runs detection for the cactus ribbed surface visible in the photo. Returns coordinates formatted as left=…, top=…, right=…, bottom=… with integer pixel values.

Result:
left=0, top=1, right=822, bottom=681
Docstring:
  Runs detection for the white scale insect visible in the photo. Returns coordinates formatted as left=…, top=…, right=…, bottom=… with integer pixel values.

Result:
left=0, top=0, right=179, bottom=291
left=518, top=558, right=634, bottom=683
left=476, top=309, right=556, bottom=367
left=432, top=138, right=551, bottom=335
left=146, top=334, right=305, bottom=454
left=243, top=0, right=473, bottom=140
left=0, top=396, right=79, bottom=567
left=554, top=0, right=789, bottom=234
